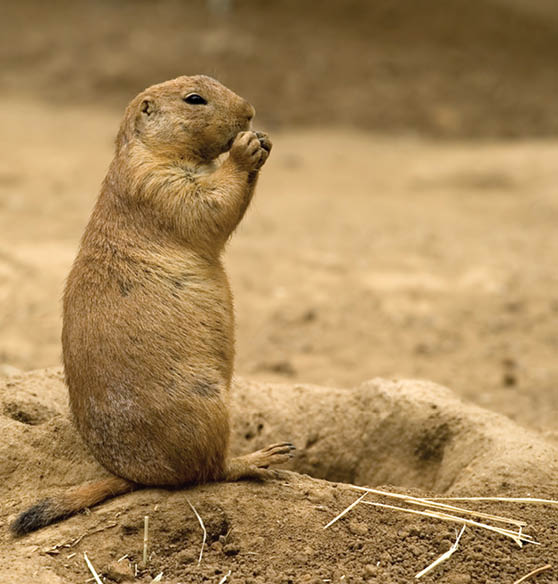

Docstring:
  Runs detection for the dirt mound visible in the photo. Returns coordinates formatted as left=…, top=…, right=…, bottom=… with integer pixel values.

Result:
left=2, top=369, right=557, bottom=582
left=231, top=378, right=558, bottom=494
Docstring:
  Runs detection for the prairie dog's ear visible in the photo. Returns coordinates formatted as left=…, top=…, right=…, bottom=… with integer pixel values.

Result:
left=140, top=97, right=156, bottom=117
left=118, top=95, right=158, bottom=150
left=135, top=96, right=158, bottom=136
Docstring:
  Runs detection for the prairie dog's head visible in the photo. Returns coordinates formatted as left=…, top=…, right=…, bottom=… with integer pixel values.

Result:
left=117, top=75, right=255, bottom=163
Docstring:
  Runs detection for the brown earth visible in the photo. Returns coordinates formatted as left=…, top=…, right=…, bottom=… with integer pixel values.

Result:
left=1, top=0, right=558, bottom=582
left=1, top=102, right=557, bottom=437
left=2, top=370, right=558, bottom=583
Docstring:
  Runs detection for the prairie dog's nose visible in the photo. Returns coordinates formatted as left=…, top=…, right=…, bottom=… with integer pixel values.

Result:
left=244, top=102, right=255, bottom=122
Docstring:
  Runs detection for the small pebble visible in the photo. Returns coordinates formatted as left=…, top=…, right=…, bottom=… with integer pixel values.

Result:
left=446, top=574, right=472, bottom=584
left=348, top=520, right=369, bottom=536
left=175, top=548, right=197, bottom=564
left=104, top=559, right=135, bottom=582
left=223, top=542, right=240, bottom=556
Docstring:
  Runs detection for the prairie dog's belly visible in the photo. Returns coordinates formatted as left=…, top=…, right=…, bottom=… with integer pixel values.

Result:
left=63, top=255, right=235, bottom=418
left=62, top=254, right=234, bottom=483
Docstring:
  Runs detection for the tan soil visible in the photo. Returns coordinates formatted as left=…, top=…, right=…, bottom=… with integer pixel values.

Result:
left=2, top=370, right=558, bottom=583
left=1, top=1, right=558, bottom=582
left=2, top=103, right=557, bottom=437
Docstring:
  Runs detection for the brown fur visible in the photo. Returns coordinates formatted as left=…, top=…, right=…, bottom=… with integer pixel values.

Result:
left=11, top=76, right=293, bottom=536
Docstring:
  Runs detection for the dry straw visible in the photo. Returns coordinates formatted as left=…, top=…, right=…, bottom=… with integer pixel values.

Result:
left=360, top=500, right=535, bottom=547
left=323, top=484, right=558, bottom=579
left=331, top=486, right=540, bottom=546
left=513, top=564, right=552, bottom=584
left=187, top=498, right=207, bottom=565
left=353, top=486, right=527, bottom=527
left=143, top=515, right=149, bottom=565
left=83, top=552, right=103, bottom=584
left=324, top=492, right=369, bottom=529
left=415, top=525, right=466, bottom=579
left=410, top=498, right=526, bottom=528
left=427, top=496, right=558, bottom=506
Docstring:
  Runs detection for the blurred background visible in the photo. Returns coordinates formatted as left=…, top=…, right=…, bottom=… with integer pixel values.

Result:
left=0, top=0, right=557, bottom=434
left=3, top=0, right=558, bottom=136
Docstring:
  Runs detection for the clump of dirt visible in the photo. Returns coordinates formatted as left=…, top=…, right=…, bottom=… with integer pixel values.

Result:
left=2, top=369, right=557, bottom=583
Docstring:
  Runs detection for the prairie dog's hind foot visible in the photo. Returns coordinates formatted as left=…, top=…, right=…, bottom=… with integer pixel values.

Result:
left=223, top=442, right=295, bottom=481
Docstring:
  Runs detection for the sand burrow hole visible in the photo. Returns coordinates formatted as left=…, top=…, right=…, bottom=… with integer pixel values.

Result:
left=231, top=378, right=558, bottom=494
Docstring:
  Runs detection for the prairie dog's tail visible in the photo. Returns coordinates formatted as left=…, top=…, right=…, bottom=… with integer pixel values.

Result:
left=10, top=476, right=136, bottom=536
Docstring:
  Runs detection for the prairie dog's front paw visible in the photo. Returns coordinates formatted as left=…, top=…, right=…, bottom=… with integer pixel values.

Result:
left=229, top=131, right=272, bottom=172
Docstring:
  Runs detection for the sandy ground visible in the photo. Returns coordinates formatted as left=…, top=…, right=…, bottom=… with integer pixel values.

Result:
left=1, top=96, right=558, bottom=583
left=1, top=98, right=557, bottom=435
left=1, top=1, right=558, bottom=581
left=2, top=370, right=558, bottom=583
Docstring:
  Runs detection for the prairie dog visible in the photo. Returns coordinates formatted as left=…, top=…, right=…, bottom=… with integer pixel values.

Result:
left=11, top=75, right=293, bottom=536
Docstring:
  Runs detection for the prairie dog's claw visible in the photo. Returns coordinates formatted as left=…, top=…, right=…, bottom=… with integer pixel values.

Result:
left=255, top=131, right=272, bottom=153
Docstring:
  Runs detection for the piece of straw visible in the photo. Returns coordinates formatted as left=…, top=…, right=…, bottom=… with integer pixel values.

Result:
left=83, top=552, right=104, bottom=584
left=361, top=501, right=537, bottom=547
left=409, top=499, right=526, bottom=528
left=143, top=515, right=149, bottom=565
left=425, top=496, right=558, bottom=507
left=351, top=486, right=529, bottom=530
left=352, top=486, right=525, bottom=527
left=329, top=488, right=536, bottom=545
left=416, top=526, right=465, bottom=579
left=218, top=570, right=232, bottom=584
left=513, top=564, right=552, bottom=584
left=324, top=492, right=368, bottom=529
left=186, top=498, right=207, bottom=565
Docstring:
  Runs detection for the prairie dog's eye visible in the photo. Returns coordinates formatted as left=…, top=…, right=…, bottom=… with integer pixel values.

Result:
left=183, top=93, right=207, bottom=105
